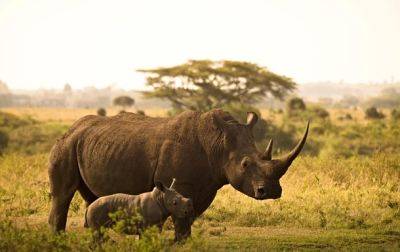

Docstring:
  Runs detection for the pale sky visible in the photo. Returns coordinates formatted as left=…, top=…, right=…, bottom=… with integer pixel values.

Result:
left=0, top=0, right=399, bottom=90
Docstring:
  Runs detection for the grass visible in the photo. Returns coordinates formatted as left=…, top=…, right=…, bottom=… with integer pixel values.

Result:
left=0, top=107, right=400, bottom=250
left=206, top=156, right=400, bottom=230
left=205, top=226, right=400, bottom=251
left=1, top=152, right=399, bottom=250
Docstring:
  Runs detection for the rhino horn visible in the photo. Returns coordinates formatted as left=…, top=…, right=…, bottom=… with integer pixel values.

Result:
left=275, top=121, right=309, bottom=177
left=246, top=112, right=258, bottom=129
left=261, top=139, right=273, bottom=160
left=170, top=178, right=177, bottom=189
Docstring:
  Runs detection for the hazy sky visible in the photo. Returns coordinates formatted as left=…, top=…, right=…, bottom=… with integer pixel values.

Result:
left=0, top=0, right=399, bottom=90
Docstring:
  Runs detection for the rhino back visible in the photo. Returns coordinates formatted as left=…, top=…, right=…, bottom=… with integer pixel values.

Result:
left=69, top=111, right=203, bottom=196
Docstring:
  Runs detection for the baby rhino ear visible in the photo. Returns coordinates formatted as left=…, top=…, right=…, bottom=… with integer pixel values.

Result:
left=155, top=181, right=165, bottom=192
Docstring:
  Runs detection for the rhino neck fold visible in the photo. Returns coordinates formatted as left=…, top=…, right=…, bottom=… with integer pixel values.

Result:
left=197, top=112, right=229, bottom=188
left=152, top=188, right=169, bottom=220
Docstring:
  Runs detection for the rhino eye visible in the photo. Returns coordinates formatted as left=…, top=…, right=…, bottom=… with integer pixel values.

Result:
left=241, top=157, right=251, bottom=169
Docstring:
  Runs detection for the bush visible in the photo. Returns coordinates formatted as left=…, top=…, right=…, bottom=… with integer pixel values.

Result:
left=391, top=109, right=400, bottom=120
left=286, top=97, right=306, bottom=116
left=97, top=108, right=107, bottom=116
left=310, top=106, right=330, bottom=119
left=0, top=130, right=8, bottom=154
left=338, top=113, right=353, bottom=121
left=136, top=110, right=145, bottom=115
left=365, top=107, right=385, bottom=119
left=7, top=123, right=69, bottom=154
left=0, top=111, right=35, bottom=130
left=0, top=220, right=176, bottom=251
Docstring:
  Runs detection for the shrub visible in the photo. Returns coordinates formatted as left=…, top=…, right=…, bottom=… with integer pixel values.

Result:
left=0, top=130, right=8, bottom=154
left=97, top=108, right=107, bottom=116
left=338, top=113, right=353, bottom=121
left=391, top=109, right=400, bottom=120
left=310, top=106, right=330, bottom=119
left=286, top=97, right=306, bottom=116
left=7, top=123, right=68, bottom=154
left=365, top=107, right=385, bottom=119
left=0, top=111, right=35, bottom=129
left=136, top=110, right=145, bottom=115
left=109, top=209, right=143, bottom=235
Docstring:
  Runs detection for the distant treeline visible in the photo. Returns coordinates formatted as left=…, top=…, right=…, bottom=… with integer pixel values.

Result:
left=0, top=85, right=169, bottom=109
left=1, top=80, right=400, bottom=109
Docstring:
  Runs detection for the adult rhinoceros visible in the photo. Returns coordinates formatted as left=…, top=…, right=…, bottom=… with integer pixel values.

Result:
left=48, top=109, right=308, bottom=240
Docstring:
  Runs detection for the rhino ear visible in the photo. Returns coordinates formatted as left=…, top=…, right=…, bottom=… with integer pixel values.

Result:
left=246, top=112, right=258, bottom=129
left=155, top=181, right=165, bottom=192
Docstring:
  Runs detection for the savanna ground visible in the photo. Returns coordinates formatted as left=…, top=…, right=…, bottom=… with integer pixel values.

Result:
left=1, top=107, right=400, bottom=251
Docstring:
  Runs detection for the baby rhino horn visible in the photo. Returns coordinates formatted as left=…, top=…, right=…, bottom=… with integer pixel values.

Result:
left=170, top=178, right=177, bottom=189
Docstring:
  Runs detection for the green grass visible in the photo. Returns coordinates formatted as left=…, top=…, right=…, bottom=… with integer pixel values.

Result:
left=1, top=219, right=400, bottom=251
left=205, top=226, right=400, bottom=251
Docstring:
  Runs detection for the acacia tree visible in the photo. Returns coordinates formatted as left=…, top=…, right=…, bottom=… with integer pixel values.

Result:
left=113, top=96, right=135, bottom=111
left=139, top=60, right=296, bottom=112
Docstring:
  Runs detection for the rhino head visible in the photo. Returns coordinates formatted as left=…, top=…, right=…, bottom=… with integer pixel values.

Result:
left=155, top=178, right=194, bottom=218
left=213, top=111, right=309, bottom=200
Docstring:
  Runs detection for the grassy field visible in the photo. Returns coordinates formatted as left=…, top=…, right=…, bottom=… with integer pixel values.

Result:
left=1, top=107, right=400, bottom=251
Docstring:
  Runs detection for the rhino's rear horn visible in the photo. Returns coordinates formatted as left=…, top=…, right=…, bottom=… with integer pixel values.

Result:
left=261, top=139, right=273, bottom=160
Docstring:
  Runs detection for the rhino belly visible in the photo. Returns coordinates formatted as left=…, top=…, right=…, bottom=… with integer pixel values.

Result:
left=77, top=134, right=158, bottom=197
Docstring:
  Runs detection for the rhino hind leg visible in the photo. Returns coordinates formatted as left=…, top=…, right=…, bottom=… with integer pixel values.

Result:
left=78, top=180, right=98, bottom=228
left=78, top=181, right=97, bottom=205
left=48, top=156, right=80, bottom=233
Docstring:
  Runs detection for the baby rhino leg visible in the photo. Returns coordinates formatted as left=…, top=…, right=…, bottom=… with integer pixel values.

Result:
left=86, top=207, right=111, bottom=244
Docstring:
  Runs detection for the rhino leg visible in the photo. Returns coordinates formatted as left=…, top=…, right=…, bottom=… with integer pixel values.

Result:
left=48, top=153, right=80, bottom=233
left=78, top=181, right=97, bottom=206
left=78, top=181, right=97, bottom=228
left=172, top=216, right=193, bottom=242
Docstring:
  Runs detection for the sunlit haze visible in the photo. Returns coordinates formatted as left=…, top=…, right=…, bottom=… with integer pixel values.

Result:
left=1, top=0, right=400, bottom=90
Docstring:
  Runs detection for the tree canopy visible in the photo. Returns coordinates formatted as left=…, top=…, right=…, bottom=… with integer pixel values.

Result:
left=139, top=60, right=296, bottom=112
left=63, top=83, right=72, bottom=93
left=113, top=96, right=135, bottom=109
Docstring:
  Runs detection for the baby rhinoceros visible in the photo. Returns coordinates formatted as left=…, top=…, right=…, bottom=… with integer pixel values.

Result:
left=85, top=179, right=194, bottom=236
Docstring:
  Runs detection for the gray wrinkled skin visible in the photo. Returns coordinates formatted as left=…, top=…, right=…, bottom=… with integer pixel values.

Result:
left=85, top=183, right=194, bottom=234
left=48, top=109, right=308, bottom=241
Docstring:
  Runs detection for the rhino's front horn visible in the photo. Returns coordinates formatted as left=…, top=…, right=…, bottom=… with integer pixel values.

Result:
left=275, top=121, right=309, bottom=177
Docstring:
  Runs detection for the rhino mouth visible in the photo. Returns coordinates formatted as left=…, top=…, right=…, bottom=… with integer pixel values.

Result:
left=253, top=186, right=282, bottom=200
left=254, top=194, right=281, bottom=200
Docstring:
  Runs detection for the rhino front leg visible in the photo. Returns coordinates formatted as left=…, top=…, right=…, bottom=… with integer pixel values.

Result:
left=49, top=193, right=76, bottom=232
left=48, top=157, right=80, bottom=233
